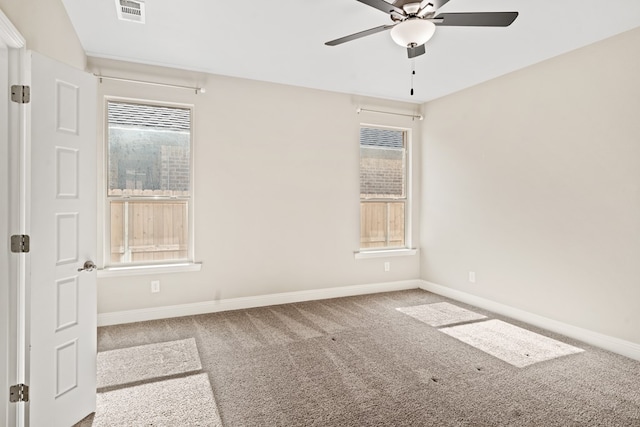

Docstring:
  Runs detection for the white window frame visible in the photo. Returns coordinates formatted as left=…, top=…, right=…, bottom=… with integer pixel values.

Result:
left=99, top=96, right=199, bottom=276
left=356, top=123, right=415, bottom=258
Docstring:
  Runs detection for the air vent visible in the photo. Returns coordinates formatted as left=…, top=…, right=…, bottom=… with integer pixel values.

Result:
left=115, top=0, right=145, bottom=23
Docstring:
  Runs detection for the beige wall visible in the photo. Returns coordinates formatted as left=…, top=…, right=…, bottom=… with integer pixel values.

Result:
left=0, top=0, right=85, bottom=69
left=89, top=58, right=422, bottom=313
left=421, top=27, right=640, bottom=345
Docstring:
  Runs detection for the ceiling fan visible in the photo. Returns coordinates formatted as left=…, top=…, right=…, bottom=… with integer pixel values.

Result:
left=325, top=0, right=518, bottom=59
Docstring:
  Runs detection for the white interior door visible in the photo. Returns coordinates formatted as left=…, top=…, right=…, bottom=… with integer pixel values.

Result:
left=28, top=51, right=97, bottom=427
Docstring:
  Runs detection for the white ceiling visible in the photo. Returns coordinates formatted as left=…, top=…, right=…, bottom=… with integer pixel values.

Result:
left=61, top=0, right=640, bottom=104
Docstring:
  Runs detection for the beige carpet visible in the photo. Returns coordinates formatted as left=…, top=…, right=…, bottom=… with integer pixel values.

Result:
left=397, top=301, right=487, bottom=327
left=97, top=338, right=202, bottom=389
left=440, top=319, right=585, bottom=367
left=92, top=373, right=222, bottom=427
left=76, top=338, right=222, bottom=426
left=90, top=290, right=640, bottom=426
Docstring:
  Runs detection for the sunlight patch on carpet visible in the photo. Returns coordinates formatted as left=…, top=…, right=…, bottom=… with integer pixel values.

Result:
left=397, top=302, right=487, bottom=327
left=440, top=319, right=584, bottom=367
left=92, top=373, right=222, bottom=426
left=97, top=338, right=202, bottom=389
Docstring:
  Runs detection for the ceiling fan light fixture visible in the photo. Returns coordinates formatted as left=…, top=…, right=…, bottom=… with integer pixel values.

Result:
left=390, top=18, right=436, bottom=47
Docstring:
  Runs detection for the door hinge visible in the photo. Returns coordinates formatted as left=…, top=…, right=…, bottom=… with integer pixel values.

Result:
left=10, top=234, right=30, bottom=253
left=10, top=85, right=30, bottom=104
left=9, top=384, right=29, bottom=403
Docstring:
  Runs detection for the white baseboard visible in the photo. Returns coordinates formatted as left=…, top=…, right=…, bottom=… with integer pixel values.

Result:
left=98, top=278, right=640, bottom=362
left=420, top=280, right=640, bottom=362
left=98, top=279, right=421, bottom=327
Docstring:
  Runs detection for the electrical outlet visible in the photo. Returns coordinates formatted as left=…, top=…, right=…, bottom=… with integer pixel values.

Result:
left=151, top=280, right=160, bottom=293
left=468, top=271, right=476, bottom=284
left=384, top=262, right=390, bottom=272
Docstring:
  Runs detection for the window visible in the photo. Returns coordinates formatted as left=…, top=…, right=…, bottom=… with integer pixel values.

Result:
left=106, top=101, right=193, bottom=265
left=359, top=126, right=408, bottom=249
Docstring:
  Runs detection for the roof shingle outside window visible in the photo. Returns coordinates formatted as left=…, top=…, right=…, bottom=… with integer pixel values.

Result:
left=360, top=127, right=403, bottom=149
left=108, top=102, right=190, bottom=131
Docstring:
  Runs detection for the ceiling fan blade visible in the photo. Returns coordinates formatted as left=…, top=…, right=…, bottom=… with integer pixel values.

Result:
left=325, top=24, right=394, bottom=46
left=418, top=0, right=451, bottom=18
left=424, top=0, right=451, bottom=10
left=433, top=0, right=451, bottom=8
left=407, top=44, right=426, bottom=59
left=355, top=0, right=405, bottom=16
left=417, top=0, right=434, bottom=17
left=433, top=12, right=518, bottom=27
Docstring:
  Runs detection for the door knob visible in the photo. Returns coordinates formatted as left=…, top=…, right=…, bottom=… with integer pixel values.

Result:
left=77, top=260, right=96, bottom=272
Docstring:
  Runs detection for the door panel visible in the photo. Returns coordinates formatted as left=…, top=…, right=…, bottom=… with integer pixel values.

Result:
left=29, top=52, right=97, bottom=427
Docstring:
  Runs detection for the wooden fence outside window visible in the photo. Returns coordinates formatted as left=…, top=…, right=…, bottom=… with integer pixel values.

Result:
left=110, top=198, right=188, bottom=263
left=360, top=201, right=405, bottom=248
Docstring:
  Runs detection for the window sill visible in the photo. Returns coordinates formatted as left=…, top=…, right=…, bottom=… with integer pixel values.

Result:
left=354, top=248, right=418, bottom=259
left=97, top=262, right=202, bottom=278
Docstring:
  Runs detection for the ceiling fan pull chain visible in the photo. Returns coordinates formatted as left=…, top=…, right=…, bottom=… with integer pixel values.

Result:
left=410, top=60, right=416, bottom=96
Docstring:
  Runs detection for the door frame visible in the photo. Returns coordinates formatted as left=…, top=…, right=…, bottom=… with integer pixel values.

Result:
left=1, top=9, right=28, bottom=427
